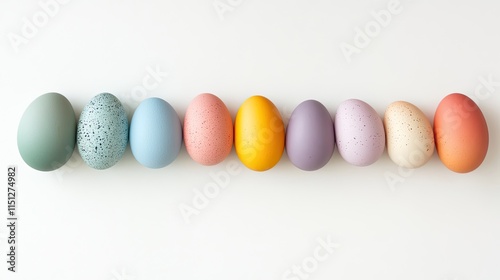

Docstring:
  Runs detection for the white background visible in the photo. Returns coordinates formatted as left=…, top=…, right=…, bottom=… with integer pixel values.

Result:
left=1, top=0, right=499, bottom=279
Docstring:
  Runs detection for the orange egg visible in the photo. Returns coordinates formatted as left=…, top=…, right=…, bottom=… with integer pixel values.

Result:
left=434, top=93, right=489, bottom=173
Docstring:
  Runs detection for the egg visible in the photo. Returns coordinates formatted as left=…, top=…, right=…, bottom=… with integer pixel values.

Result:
left=286, top=100, right=334, bottom=171
left=17, top=92, right=76, bottom=171
left=384, top=101, right=434, bottom=168
left=335, top=99, right=385, bottom=166
left=77, top=93, right=129, bottom=170
left=129, top=97, right=182, bottom=168
left=235, top=95, right=285, bottom=171
left=184, top=93, right=233, bottom=165
left=434, top=93, right=489, bottom=173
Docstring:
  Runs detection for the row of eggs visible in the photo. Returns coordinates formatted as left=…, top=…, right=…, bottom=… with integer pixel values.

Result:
left=17, top=92, right=489, bottom=173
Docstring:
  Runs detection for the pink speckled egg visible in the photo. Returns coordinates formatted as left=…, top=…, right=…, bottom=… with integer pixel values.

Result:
left=184, top=93, right=233, bottom=165
left=335, top=99, right=385, bottom=166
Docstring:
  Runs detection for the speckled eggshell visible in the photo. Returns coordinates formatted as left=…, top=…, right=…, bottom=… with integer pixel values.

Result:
left=130, top=97, right=182, bottom=168
left=384, top=101, right=434, bottom=168
left=184, top=93, right=233, bottom=165
left=77, top=93, right=129, bottom=170
left=286, top=100, right=334, bottom=171
left=335, top=99, right=385, bottom=166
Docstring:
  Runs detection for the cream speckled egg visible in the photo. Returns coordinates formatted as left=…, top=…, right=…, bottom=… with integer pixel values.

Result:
left=184, top=93, right=233, bottom=165
left=384, top=101, right=434, bottom=168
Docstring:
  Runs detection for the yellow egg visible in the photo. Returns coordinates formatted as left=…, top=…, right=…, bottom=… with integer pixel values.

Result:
left=235, top=95, right=285, bottom=171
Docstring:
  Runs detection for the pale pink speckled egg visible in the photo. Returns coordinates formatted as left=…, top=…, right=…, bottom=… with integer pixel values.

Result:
left=335, top=99, right=385, bottom=166
left=184, top=93, right=233, bottom=165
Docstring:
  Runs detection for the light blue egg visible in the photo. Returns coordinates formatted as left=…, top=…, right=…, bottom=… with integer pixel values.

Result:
left=77, top=93, right=129, bottom=170
left=130, top=97, right=182, bottom=168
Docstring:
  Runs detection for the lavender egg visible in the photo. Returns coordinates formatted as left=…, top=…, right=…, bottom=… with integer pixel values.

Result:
left=286, top=100, right=335, bottom=171
left=334, top=99, right=385, bottom=166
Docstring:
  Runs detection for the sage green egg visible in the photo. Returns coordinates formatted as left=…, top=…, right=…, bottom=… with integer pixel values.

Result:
left=17, top=92, right=77, bottom=171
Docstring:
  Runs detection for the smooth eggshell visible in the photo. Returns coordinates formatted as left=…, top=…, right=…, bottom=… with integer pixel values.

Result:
left=384, top=101, right=434, bottom=168
left=286, top=100, right=334, bottom=171
left=335, top=99, right=385, bottom=166
left=434, top=93, right=489, bottom=173
left=235, top=95, right=285, bottom=171
left=17, top=92, right=76, bottom=171
left=184, top=93, right=233, bottom=166
left=77, top=93, right=129, bottom=170
left=130, top=97, right=182, bottom=168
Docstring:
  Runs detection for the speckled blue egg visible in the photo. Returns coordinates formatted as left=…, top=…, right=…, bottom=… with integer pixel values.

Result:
left=129, top=97, right=182, bottom=168
left=286, top=100, right=335, bottom=171
left=77, top=93, right=129, bottom=170
left=334, top=99, right=385, bottom=166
